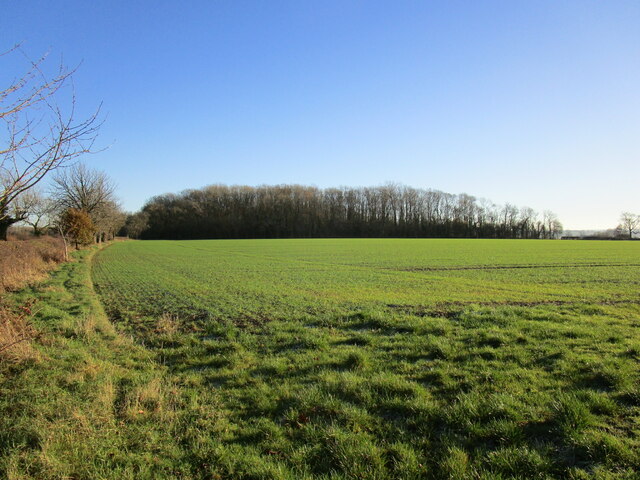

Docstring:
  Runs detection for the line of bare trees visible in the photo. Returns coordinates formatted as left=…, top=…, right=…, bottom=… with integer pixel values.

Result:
left=1, top=46, right=124, bottom=246
left=132, top=184, right=563, bottom=240
left=3, top=46, right=565, bottom=244
left=4, top=163, right=124, bottom=247
left=0, top=46, right=103, bottom=241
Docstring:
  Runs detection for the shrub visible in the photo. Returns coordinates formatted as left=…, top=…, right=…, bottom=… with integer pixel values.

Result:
left=59, top=208, right=95, bottom=248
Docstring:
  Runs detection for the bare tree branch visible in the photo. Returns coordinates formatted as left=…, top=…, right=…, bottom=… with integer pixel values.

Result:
left=1, top=46, right=103, bottom=239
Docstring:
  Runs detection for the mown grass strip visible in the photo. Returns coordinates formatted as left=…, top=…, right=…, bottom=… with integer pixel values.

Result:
left=0, top=247, right=195, bottom=479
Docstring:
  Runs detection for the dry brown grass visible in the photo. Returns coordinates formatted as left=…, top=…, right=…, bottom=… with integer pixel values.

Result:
left=0, top=237, right=65, bottom=364
left=121, top=377, right=180, bottom=422
left=155, top=312, right=180, bottom=335
left=0, top=301, right=39, bottom=363
left=0, top=236, right=66, bottom=293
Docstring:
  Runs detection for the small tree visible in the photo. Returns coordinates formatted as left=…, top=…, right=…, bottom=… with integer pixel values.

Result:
left=17, top=189, right=56, bottom=236
left=58, top=208, right=94, bottom=257
left=618, top=212, right=639, bottom=239
left=51, top=164, right=119, bottom=242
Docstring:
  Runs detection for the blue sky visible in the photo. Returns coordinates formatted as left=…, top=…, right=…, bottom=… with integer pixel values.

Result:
left=3, top=1, right=639, bottom=230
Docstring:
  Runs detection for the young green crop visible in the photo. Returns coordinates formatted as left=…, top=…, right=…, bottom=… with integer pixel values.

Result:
left=88, top=239, right=640, bottom=479
left=93, top=239, right=640, bottom=321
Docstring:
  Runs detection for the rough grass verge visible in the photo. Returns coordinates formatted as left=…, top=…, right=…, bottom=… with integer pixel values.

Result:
left=0, top=237, right=66, bottom=363
left=0, top=237, right=66, bottom=293
left=0, top=246, right=192, bottom=480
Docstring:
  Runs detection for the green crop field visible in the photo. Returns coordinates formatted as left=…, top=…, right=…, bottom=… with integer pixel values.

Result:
left=89, top=239, right=640, bottom=479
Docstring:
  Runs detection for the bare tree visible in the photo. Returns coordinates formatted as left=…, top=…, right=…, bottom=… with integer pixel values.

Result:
left=618, top=212, right=639, bottom=239
left=2, top=188, right=36, bottom=230
left=51, top=164, right=115, bottom=213
left=16, top=189, right=56, bottom=235
left=0, top=46, right=102, bottom=240
left=51, top=163, right=120, bottom=242
left=122, top=211, right=149, bottom=239
left=542, top=210, right=563, bottom=239
left=92, top=200, right=126, bottom=242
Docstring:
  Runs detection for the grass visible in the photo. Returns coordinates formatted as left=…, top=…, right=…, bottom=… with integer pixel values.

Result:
left=0, top=236, right=65, bottom=293
left=1, top=236, right=66, bottom=364
left=0, top=248, right=192, bottom=478
left=2, top=239, right=639, bottom=478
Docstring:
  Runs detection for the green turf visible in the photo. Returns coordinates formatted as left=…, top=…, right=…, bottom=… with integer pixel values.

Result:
left=87, top=239, right=640, bottom=479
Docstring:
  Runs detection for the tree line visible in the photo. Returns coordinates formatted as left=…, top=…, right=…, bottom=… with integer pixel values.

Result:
left=1, top=46, right=128, bottom=250
left=1, top=45, right=570, bottom=244
left=130, top=184, right=564, bottom=240
left=4, top=163, right=125, bottom=251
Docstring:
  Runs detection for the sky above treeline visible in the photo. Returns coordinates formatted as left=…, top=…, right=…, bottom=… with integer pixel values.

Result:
left=3, top=1, right=639, bottom=230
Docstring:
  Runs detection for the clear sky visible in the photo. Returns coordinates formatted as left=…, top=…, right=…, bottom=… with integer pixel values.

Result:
left=3, top=1, right=639, bottom=230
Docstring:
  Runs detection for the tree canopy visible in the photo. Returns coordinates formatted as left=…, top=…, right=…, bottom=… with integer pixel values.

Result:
left=138, top=183, right=563, bottom=240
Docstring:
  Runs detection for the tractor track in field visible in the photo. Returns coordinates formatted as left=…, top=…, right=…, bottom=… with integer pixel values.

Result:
left=394, top=263, right=640, bottom=272
left=386, top=298, right=640, bottom=318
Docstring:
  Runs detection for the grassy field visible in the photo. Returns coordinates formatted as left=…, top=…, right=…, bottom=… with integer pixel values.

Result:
left=88, top=239, right=640, bottom=479
left=3, top=239, right=638, bottom=479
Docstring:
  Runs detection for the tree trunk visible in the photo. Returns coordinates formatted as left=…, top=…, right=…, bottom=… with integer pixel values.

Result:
left=32, top=220, right=43, bottom=236
left=0, top=222, right=9, bottom=241
left=57, top=226, right=69, bottom=261
left=0, top=218, right=17, bottom=241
